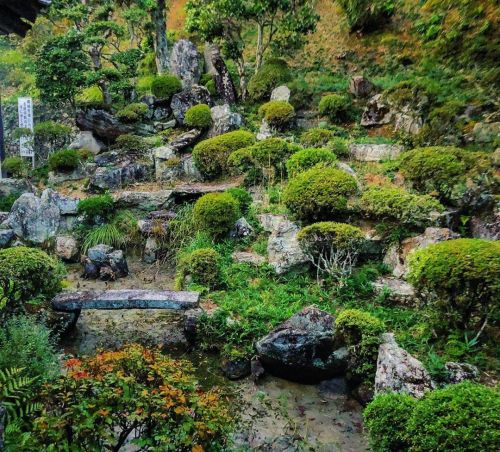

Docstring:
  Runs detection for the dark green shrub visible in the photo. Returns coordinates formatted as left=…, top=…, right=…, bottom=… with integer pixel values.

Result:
left=115, top=134, right=149, bottom=154
left=337, top=0, right=396, bottom=32
left=246, top=138, right=301, bottom=172
left=77, top=194, right=115, bottom=222
left=184, top=104, right=213, bottom=129
left=226, top=188, right=252, bottom=214
left=115, top=102, right=148, bottom=123
left=186, top=248, right=221, bottom=289
left=3, top=156, right=29, bottom=178
left=407, top=382, right=500, bottom=451
left=48, top=149, right=81, bottom=173
left=329, top=137, right=349, bottom=158
left=407, top=238, right=500, bottom=330
left=258, top=100, right=295, bottom=129
left=193, top=192, right=240, bottom=239
left=283, top=166, right=358, bottom=221
left=34, top=120, right=71, bottom=149
left=193, top=130, right=255, bottom=180
left=300, top=128, right=335, bottom=147
left=227, top=147, right=255, bottom=175
left=318, top=94, right=352, bottom=123
left=248, top=59, right=291, bottom=100
left=358, top=185, right=444, bottom=227
left=0, top=247, right=64, bottom=302
left=286, top=148, right=337, bottom=177
left=151, top=74, right=183, bottom=99
left=0, top=194, right=18, bottom=211
left=364, top=393, right=417, bottom=452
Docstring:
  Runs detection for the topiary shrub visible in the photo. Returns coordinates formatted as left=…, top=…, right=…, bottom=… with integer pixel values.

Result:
left=193, top=192, right=240, bottom=239
left=77, top=194, right=115, bottom=223
left=0, top=247, right=64, bottom=303
left=283, top=166, right=358, bottom=222
left=185, top=248, right=221, bottom=289
left=48, top=149, right=81, bottom=173
left=300, top=128, right=335, bottom=148
left=192, top=130, right=255, bottom=180
left=115, top=102, right=148, bottom=123
left=114, top=134, right=149, bottom=154
left=364, top=393, right=417, bottom=452
left=407, top=238, right=500, bottom=330
left=3, top=156, right=29, bottom=178
left=286, top=148, right=337, bottom=177
left=318, top=94, right=352, bottom=123
left=136, top=75, right=155, bottom=95
left=184, top=104, right=212, bottom=129
left=358, top=185, right=444, bottom=228
left=151, top=74, right=183, bottom=99
left=248, top=59, right=291, bottom=100
left=335, top=309, right=385, bottom=383
left=258, top=100, right=295, bottom=129
left=226, top=187, right=252, bottom=214
left=337, top=0, right=396, bottom=32
left=298, top=222, right=364, bottom=280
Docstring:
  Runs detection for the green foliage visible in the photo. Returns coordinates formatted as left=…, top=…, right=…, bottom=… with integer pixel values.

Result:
left=77, top=194, right=115, bottom=223
left=82, top=224, right=125, bottom=254
left=150, top=74, right=182, bottom=99
left=329, top=137, right=350, bottom=158
left=337, top=0, right=396, bottom=32
left=114, top=134, right=149, bottom=154
left=2, top=157, right=29, bottom=178
left=283, top=166, right=358, bottom=222
left=248, top=59, right=291, bottom=100
left=286, top=148, right=337, bottom=177
left=76, top=85, right=104, bottom=106
left=300, top=128, right=335, bottom=147
left=48, top=149, right=81, bottom=173
left=258, top=100, right=295, bottom=129
left=318, top=93, right=352, bottom=123
left=34, top=120, right=71, bottom=142
left=193, top=193, right=240, bottom=239
left=0, top=194, right=18, bottom=212
left=183, top=248, right=221, bottom=289
left=407, top=238, right=500, bottom=330
left=136, top=75, right=155, bottom=95
left=115, top=102, right=148, bottom=123
left=357, top=185, right=444, bottom=228
left=184, top=104, right=213, bottom=129
left=193, top=130, right=255, bottom=180
left=226, top=188, right=253, bottom=214
left=0, top=247, right=64, bottom=303
left=364, top=393, right=417, bottom=452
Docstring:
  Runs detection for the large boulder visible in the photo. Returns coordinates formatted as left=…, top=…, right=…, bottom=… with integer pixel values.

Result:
left=76, top=108, right=134, bottom=142
left=270, top=85, right=291, bottom=102
left=69, top=131, right=105, bottom=155
left=208, top=104, right=242, bottom=138
left=113, top=190, right=173, bottom=211
left=169, top=129, right=203, bottom=152
left=171, top=85, right=212, bottom=125
left=349, top=143, right=403, bottom=162
left=0, top=178, right=30, bottom=198
left=267, top=218, right=308, bottom=274
left=203, top=43, right=237, bottom=104
left=375, top=333, right=435, bottom=398
left=170, top=39, right=201, bottom=89
left=88, top=163, right=153, bottom=192
left=255, top=306, right=348, bottom=382
left=55, top=235, right=79, bottom=262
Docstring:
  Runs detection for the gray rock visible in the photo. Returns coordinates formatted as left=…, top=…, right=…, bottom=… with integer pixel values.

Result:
left=230, top=217, right=253, bottom=239
left=208, top=104, right=242, bottom=138
left=87, top=244, right=114, bottom=265
left=170, top=128, right=203, bottom=152
left=89, top=163, right=153, bottom=192
left=0, top=229, right=14, bottom=247
left=0, top=212, right=9, bottom=223
left=46, top=189, right=79, bottom=215
left=349, top=143, right=403, bottom=161
left=258, top=213, right=288, bottom=233
left=0, top=178, right=30, bottom=198
left=48, top=168, right=87, bottom=185
left=373, top=277, right=417, bottom=306
left=267, top=219, right=308, bottom=274
left=232, top=251, right=266, bottom=266
left=108, top=249, right=128, bottom=277
left=55, top=235, right=79, bottom=262
left=203, top=43, right=237, bottom=104
left=171, top=85, right=212, bottom=125
left=471, top=121, right=500, bottom=145
left=470, top=203, right=500, bottom=240
left=375, top=333, right=435, bottom=398
left=270, top=85, right=291, bottom=102
left=170, top=39, right=201, bottom=89
left=256, top=119, right=273, bottom=141
left=256, top=306, right=347, bottom=383
left=221, top=358, right=251, bottom=380
left=349, top=75, right=373, bottom=97
left=85, top=245, right=128, bottom=280
left=69, top=131, right=105, bottom=155
left=144, top=237, right=159, bottom=264
left=113, top=190, right=172, bottom=211
left=444, top=362, right=479, bottom=384
left=76, top=108, right=134, bottom=141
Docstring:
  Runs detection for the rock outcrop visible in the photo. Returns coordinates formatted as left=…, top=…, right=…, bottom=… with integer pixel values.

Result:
left=270, top=85, right=291, bottom=102
left=267, top=218, right=308, bottom=274
left=170, top=39, right=201, bottom=88
left=69, top=131, right=105, bottom=155
left=171, top=85, right=212, bottom=125
left=55, top=236, right=79, bottom=262
left=349, top=75, right=373, bottom=98
left=349, top=143, right=403, bottom=161
left=203, top=43, right=237, bottom=104
left=76, top=108, right=134, bottom=141
left=113, top=190, right=173, bottom=211
left=83, top=244, right=129, bottom=281
left=208, top=104, right=242, bottom=137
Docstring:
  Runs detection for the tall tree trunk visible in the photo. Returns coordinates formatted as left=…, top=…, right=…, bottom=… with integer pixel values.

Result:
left=255, top=23, right=264, bottom=72
left=152, top=0, right=169, bottom=74
left=236, top=59, right=247, bottom=100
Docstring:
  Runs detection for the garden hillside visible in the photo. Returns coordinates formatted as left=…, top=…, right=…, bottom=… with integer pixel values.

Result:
left=0, top=0, right=498, bottom=450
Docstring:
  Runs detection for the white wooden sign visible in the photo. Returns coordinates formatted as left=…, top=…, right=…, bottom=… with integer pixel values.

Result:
left=18, top=97, right=34, bottom=158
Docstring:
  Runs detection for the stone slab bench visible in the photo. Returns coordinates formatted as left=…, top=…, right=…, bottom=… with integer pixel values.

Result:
left=52, top=289, right=200, bottom=313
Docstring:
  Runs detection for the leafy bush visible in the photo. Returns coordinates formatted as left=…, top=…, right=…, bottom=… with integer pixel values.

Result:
left=300, top=128, right=335, bottom=147
left=193, top=130, right=255, bottom=179
left=25, top=344, right=233, bottom=450
left=248, top=59, right=291, bottom=100
left=258, top=100, right=295, bottom=129
left=329, top=137, right=350, bottom=158
left=76, top=85, right=104, bottom=106
left=185, top=248, right=221, bottom=289
left=283, top=166, right=358, bottom=222
left=0, top=194, right=18, bottom=212
left=193, top=192, right=240, bottom=239
left=337, top=0, right=396, bottom=32
left=364, top=393, right=417, bottom=452
left=407, top=238, right=500, bottom=330
left=150, top=74, right=182, bottom=99
left=358, top=185, right=444, bottom=227
left=184, top=104, right=212, bottom=129
left=48, top=149, right=81, bottom=173
left=318, top=94, right=352, bottom=123
left=114, top=134, right=149, bottom=154
left=77, top=194, right=115, bottom=223
left=286, top=148, right=337, bottom=177
left=136, top=75, right=155, bottom=94
left=34, top=120, right=72, bottom=149
left=0, top=247, right=64, bottom=303
left=115, top=102, right=148, bottom=123
left=3, top=156, right=29, bottom=178
left=226, top=187, right=252, bottom=214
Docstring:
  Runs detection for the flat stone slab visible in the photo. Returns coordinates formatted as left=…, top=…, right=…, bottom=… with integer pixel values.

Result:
left=171, top=181, right=241, bottom=202
left=52, top=289, right=200, bottom=312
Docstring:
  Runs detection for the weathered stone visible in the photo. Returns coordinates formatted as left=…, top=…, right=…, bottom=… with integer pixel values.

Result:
left=169, top=128, right=203, bottom=151
left=208, top=104, right=242, bottom=137
left=256, top=119, right=273, bottom=141
left=256, top=306, right=347, bottom=383
left=170, top=39, right=201, bottom=88
left=470, top=203, right=500, bottom=240
left=89, top=163, right=153, bottom=192
left=257, top=213, right=288, bottom=233
left=55, top=235, right=79, bottom=262
left=444, top=362, right=479, bottom=384
left=113, top=190, right=172, bottom=211
left=45, top=189, right=79, bottom=215
left=373, top=277, right=417, bottom=306
left=0, top=229, right=14, bottom=247
left=232, top=251, right=266, bottom=266
left=143, top=237, right=159, bottom=264
left=230, top=217, right=254, bottom=239
left=267, top=219, right=308, bottom=274
left=0, top=178, right=30, bottom=198
left=87, top=244, right=114, bottom=265
left=349, top=75, right=373, bottom=97
left=76, top=108, right=134, bottom=141
left=48, top=168, right=87, bottom=185
left=349, top=143, right=403, bottom=161
left=108, top=249, right=128, bottom=278
left=171, top=85, right=212, bottom=125
left=204, top=43, right=237, bottom=104
left=221, top=358, right=251, bottom=380
left=360, top=94, right=391, bottom=127
left=375, top=333, right=435, bottom=398
left=0, top=212, right=9, bottom=223
left=270, top=85, right=291, bottom=102
left=471, top=121, right=500, bottom=145
left=171, top=180, right=240, bottom=203
left=69, top=130, right=105, bottom=155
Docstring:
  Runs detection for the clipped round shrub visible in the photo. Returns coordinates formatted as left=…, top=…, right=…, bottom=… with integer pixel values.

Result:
left=184, top=104, right=212, bottom=129
left=114, top=134, right=149, bottom=154
left=247, top=138, right=301, bottom=171
left=0, top=246, right=64, bottom=302
left=227, top=147, right=254, bottom=175
left=318, top=94, right=352, bottom=123
left=193, top=192, right=240, bottom=239
left=115, top=102, right=148, bottom=123
left=226, top=187, right=252, bottom=214
left=258, top=100, right=295, bottom=129
left=286, top=148, right=337, bottom=177
left=407, top=238, right=500, bottom=329
left=358, top=185, right=444, bottom=227
left=151, top=74, right=182, bottom=99
left=248, top=59, right=291, bottom=100
left=283, top=166, right=358, bottom=221
left=364, top=393, right=417, bottom=452
left=3, top=156, right=29, bottom=178
left=300, top=128, right=335, bottom=148
left=48, top=149, right=80, bottom=173
left=407, top=382, right=499, bottom=451
left=193, top=130, right=255, bottom=180
left=186, top=248, right=221, bottom=289
left=77, top=194, right=115, bottom=222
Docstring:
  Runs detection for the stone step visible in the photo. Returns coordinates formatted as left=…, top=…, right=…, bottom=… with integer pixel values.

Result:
left=52, top=289, right=200, bottom=312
